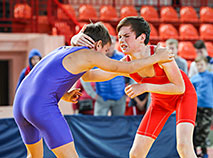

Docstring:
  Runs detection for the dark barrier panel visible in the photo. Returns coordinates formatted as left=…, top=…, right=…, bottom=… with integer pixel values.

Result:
left=0, top=114, right=179, bottom=158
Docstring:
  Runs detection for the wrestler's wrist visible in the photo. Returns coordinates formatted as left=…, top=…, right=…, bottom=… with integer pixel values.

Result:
left=142, top=84, right=148, bottom=93
left=151, top=54, right=159, bottom=64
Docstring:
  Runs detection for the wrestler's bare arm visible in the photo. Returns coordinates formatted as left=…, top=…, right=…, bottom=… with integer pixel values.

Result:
left=63, top=48, right=173, bottom=82
left=80, top=49, right=168, bottom=82
left=82, top=56, right=130, bottom=82
left=125, top=60, right=185, bottom=98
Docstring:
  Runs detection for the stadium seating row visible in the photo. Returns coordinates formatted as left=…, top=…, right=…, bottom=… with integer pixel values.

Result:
left=14, top=4, right=213, bottom=23
left=157, top=41, right=213, bottom=59
left=57, top=5, right=213, bottom=23
left=151, top=23, right=213, bottom=41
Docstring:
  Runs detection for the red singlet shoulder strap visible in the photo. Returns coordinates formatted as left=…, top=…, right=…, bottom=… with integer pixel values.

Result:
left=150, top=45, right=155, bottom=55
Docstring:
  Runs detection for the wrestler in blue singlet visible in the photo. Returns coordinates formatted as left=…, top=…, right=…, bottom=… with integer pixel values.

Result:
left=13, top=46, right=88, bottom=149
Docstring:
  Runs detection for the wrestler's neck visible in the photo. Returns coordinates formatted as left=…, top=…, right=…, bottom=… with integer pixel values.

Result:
left=128, top=44, right=150, bottom=60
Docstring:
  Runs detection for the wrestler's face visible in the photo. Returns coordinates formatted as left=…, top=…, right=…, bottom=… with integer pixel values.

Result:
left=94, top=41, right=110, bottom=54
left=196, top=60, right=208, bottom=72
left=118, top=26, right=143, bottom=54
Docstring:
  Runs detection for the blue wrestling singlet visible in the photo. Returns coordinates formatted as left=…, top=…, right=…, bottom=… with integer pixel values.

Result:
left=13, top=46, right=88, bottom=149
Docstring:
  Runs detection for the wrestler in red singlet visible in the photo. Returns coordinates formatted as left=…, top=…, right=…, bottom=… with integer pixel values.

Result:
left=127, top=45, right=197, bottom=139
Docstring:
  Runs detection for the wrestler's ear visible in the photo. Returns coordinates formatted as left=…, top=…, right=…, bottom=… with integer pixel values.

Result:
left=139, top=33, right=146, bottom=44
left=96, top=40, right=102, bottom=49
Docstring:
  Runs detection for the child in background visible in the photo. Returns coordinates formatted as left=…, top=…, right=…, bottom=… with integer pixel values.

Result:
left=191, top=56, right=213, bottom=158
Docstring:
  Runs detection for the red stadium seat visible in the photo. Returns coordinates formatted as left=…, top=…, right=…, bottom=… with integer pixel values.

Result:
left=179, top=24, right=199, bottom=40
left=79, top=5, right=98, bottom=21
left=102, top=22, right=116, bottom=36
left=200, top=24, right=213, bottom=40
left=178, top=42, right=197, bottom=60
left=205, top=42, right=213, bottom=57
left=160, top=6, right=179, bottom=22
left=100, top=5, right=118, bottom=21
left=200, top=7, right=213, bottom=23
left=14, top=3, right=31, bottom=19
left=57, top=4, right=76, bottom=20
left=159, top=24, right=178, bottom=40
left=120, top=6, right=138, bottom=20
left=140, top=6, right=159, bottom=22
left=180, top=6, right=199, bottom=22
left=38, top=16, right=51, bottom=33
left=54, top=22, right=75, bottom=44
left=149, top=24, right=158, bottom=40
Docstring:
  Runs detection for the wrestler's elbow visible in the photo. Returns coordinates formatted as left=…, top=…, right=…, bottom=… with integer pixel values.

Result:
left=176, top=84, right=185, bottom=94
left=81, top=74, right=89, bottom=82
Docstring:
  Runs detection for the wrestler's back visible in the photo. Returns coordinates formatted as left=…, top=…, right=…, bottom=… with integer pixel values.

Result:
left=14, top=46, right=88, bottom=109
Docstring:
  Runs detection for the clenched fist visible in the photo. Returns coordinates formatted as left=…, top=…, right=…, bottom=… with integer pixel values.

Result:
left=61, top=88, right=82, bottom=103
left=125, top=84, right=146, bottom=98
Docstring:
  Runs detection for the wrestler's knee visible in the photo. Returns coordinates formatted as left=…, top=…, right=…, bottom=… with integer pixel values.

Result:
left=129, top=147, right=138, bottom=158
left=129, top=146, right=145, bottom=158
left=177, top=140, right=192, bottom=156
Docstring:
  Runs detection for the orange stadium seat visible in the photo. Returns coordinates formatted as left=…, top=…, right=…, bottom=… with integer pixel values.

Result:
left=100, top=5, right=118, bottom=21
left=159, top=24, right=178, bottom=40
left=205, top=42, right=213, bottom=57
left=200, top=7, right=213, bottom=23
left=180, top=6, right=199, bottom=22
left=160, top=6, right=179, bottom=22
left=57, top=4, right=76, bottom=20
left=120, top=6, right=138, bottom=20
left=102, top=22, right=116, bottom=36
left=79, top=5, right=98, bottom=21
left=200, top=24, right=213, bottom=40
left=178, top=42, right=197, bottom=59
left=179, top=24, right=199, bottom=40
left=54, top=22, right=75, bottom=44
left=140, top=6, right=159, bottom=22
left=14, top=3, right=31, bottom=19
left=149, top=24, right=159, bottom=40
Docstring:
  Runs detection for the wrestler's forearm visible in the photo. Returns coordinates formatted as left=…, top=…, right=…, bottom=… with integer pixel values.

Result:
left=82, top=69, right=120, bottom=82
left=129, top=55, right=159, bottom=73
left=144, top=83, right=185, bottom=95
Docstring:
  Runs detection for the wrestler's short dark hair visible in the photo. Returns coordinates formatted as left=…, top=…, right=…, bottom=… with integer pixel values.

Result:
left=116, top=16, right=150, bottom=45
left=83, top=22, right=111, bottom=46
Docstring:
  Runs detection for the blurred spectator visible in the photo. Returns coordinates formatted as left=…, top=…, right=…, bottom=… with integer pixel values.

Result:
left=16, top=49, right=42, bottom=89
left=188, top=40, right=213, bottom=78
left=190, top=56, right=213, bottom=158
left=94, top=36, right=126, bottom=116
left=72, top=79, right=96, bottom=115
left=166, top=38, right=188, bottom=74
left=125, top=79, right=149, bottom=116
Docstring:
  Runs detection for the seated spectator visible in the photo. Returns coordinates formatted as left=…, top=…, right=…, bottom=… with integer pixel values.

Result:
left=188, top=40, right=213, bottom=78
left=125, top=79, right=149, bottom=116
left=166, top=38, right=188, bottom=74
left=72, top=79, right=96, bottom=115
left=16, top=49, right=42, bottom=89
left=94, top=36, right=126, bottom=116
left=191, top=56, right=213, bottom=158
